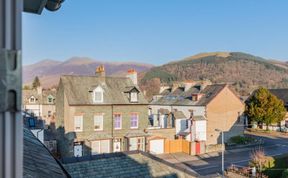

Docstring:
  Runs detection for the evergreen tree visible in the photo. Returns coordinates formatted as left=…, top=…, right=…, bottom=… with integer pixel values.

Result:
left=32, top=76, right=41, bottom=89
left=246, top=87, right=286, bottom=130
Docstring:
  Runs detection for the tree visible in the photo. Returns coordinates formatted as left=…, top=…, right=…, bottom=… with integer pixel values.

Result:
left=246, top=87, right=286, bottom=130
left=32, top=76, right=41, bottom=89
left=23, top=85, right=30, bottom=90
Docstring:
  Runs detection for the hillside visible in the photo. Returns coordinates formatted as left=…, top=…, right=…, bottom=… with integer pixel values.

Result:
left=140, top=52, right=288, bottom=99
left=23, top=57, right=154, bottom=88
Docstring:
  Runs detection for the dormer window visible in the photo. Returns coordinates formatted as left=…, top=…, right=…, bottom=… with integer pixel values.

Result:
left=47, top=95, right=54, bottom=104
left=130, top=92, right=138, bottom=102
left=93, top=86, right=104, bottom=103
left=29, top=96, right=36, bottom=103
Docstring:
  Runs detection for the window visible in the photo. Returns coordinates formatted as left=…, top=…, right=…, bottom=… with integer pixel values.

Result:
left=130, top=92, right=138, bottom=102
left=74, top=115, right=83, bottom=132
left=114, top=114, right=122, bottom=129
left=93, top=86, right=103, bottom=103
left=29, top=96, right=36, bottom=103
left=28, top=117, right=35, bottom=128
left=94, top=114, right=103, bottom=131
left=48, top=111, right=52, bottom=117
left=47, top=96, right=53, bottom=103
left=130, top=113, right=138, bottom=128
left=91, top=140, right=110, bottom=155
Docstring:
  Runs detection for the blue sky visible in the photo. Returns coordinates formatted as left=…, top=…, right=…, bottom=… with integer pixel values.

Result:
left=23, top=0, right=288, bottom=65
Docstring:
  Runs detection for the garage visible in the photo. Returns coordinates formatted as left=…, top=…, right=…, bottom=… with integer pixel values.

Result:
left=149, top=139, right=164, bottom=154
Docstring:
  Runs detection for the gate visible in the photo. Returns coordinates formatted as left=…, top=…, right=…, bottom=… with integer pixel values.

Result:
left=164, top=139, right=191, bottom=154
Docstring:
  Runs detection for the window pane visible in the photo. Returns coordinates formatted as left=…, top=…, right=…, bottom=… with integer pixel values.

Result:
left=74, top=116, right=83, bottom=131
left=114, top=114, right=121, bottom=129
left=94, top=115, right=103, bottom=130
left=130, top=113, right=138, bottom=128
left=94, top=92, right=102, bottom=102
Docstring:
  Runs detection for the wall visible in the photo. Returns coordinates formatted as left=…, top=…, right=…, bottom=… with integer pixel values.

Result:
left=192, top=120, right=206, bottom=141
left=147, top=128, right=176, bottom=140
left=206, top=87, right=245, bottom=145
left=59, top=103, right=148, bottom=157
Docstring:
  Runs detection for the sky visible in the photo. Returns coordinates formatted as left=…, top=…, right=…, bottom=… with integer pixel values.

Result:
left=23, top=0, right=288, bottom=65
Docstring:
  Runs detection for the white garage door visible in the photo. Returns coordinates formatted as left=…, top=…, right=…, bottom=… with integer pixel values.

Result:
left=150, top=139, right=164, bottom=154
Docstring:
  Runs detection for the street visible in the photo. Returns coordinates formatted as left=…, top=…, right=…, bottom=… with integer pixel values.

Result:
left=156, top=132, right=288, bottom=177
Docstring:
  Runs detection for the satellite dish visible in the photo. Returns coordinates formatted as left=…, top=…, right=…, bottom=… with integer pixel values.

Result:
left=45, top=0, right=65, bottom=11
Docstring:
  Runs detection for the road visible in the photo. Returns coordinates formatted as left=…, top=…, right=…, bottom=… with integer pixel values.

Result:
left=157, top=132, right=288, bottom=177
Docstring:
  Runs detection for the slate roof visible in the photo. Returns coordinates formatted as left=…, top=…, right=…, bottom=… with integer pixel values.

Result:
left=63, top=151, right=197, bottom=178
left=23, top=89, right=56, bottom=105
left=269, top=89, right=288, bottom=107
left=173, top=111, right=186, bottom=119
left=24, top=128, right=70, bottom=178
left=60, top=75, right=148, bottom=105
left=151, top=84, right=227, bottom=106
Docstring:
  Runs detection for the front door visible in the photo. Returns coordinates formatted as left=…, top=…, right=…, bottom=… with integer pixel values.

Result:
left=74, top=143, right=83, bottom=157
left=113, top=139, right=121, bottom=152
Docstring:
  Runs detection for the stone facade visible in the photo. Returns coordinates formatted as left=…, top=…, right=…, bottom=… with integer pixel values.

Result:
left=56, top=72, right=149, bottom=158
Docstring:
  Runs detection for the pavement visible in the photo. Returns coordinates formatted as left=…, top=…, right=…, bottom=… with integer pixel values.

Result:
left=156, top=131, right=288, bottom=177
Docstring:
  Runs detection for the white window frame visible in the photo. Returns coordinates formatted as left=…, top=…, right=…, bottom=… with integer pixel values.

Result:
left=130, top=113, right=139, bottom=129
left=74, top=115, right=83, bottom=132
left=47, top=95, right=53, bottom=104
left=93, top=86, right=104, bottom=103
left=91, top=140, right=110, bottom=155
left=94, top=114, right=104, bottom=131
left=114, top=114, right=122, bottom=130
left=130, top=92, right=138, bottom=102
left=29, top=96, right=36, bottom=103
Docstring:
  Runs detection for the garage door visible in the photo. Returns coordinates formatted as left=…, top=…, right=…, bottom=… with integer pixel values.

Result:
left=150, top=139, right=164, bottom=154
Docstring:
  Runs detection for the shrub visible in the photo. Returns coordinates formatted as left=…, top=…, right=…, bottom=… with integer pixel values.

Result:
left=282, top=169, right=288, bottom=178
left=229, top=135, right=255, bottom=145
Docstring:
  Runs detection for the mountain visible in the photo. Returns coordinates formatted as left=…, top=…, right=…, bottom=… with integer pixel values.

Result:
left=140, top=52, right=288, bottom=99
left=23, top=57, right=154, bottom=88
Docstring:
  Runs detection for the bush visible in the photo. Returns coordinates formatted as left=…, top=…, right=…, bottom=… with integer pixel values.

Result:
left=282, top=169, right=288, bottom=178
left=229, top=135, right=255, bottom=145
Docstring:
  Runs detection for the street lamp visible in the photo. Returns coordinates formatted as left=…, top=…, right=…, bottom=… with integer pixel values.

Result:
left=215, top=129, right=224, bottom=177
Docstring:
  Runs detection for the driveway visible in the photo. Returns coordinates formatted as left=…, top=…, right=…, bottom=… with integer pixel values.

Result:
left=156, top=132, right=288, bottom=177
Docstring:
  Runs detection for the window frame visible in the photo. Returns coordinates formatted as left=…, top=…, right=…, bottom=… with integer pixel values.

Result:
left=114, top=114, right=122, bottom=130
left=130, top=113, right=139, bottom=129
left=130, top=92, right=138, bottom=102
left=94, top=114, right=104, bottom=131
left=93, top=86, right=104, bottom=103
left=74, top=115, right=83, bottom=132
left=29, top=96, right=36, bottom=103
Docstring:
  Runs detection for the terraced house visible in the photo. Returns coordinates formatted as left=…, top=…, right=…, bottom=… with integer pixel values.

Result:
left=22, top=87, right=56, bottom=126
left=148, top=81, right=245, bottom=154
left=56, top=66, right=149, bottom=158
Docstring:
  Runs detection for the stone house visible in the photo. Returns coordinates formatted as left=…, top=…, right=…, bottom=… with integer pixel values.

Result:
left=55, top=66, right=149, bottom=158
left=149, top=81, right=245, bottom=148
left=22, top=87, right=56, bottom=126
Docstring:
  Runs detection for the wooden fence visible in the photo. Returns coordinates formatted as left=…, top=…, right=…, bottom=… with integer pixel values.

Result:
left=164, top=139, right=191, bottom=154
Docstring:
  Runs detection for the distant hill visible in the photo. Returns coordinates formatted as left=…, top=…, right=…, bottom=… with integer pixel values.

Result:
left=140, top=52, right=288, bottom=99
left=23, top=57, right=154, bottom=88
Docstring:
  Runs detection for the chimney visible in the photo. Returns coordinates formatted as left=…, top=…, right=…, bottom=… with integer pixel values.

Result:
left=126, top=69, right=138, bottom=85
left=37, top=86, right=42, bottom=95
left=95, top=65, right=105, bottom=77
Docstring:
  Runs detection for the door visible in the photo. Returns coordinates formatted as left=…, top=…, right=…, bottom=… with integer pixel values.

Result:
left=150, top=139, right=164, bottom=154
left=113, top=139, right=121, bottom=152
left=196, top=142, right=201, bottom=155
left=74, top=143, right=83, bottom=157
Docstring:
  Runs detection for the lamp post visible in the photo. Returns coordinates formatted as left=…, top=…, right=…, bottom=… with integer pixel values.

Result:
left=215, top=129, right=224, bottom=177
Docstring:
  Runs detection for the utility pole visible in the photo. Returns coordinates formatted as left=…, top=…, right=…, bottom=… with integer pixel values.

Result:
left=215, top=129, right=225, bottom=177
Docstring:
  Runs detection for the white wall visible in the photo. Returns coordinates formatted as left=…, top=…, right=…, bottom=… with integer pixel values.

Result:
left=192, top=120, right=206, bottom=141
left=31, top=129, right=44, bottom=143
